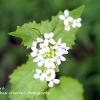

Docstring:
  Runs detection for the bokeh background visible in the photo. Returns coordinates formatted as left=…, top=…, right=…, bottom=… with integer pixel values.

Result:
left=0, top=0, right=100, bottom=100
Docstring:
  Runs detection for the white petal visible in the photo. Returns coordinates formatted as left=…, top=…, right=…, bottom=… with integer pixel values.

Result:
left=49, top=32, right=54, bottom=38
left=50, top=73, right=56, bottom=79
left=50, top=62, right=56, bottom=68
left=32, top=41, right=37, bottom=48
left=57, top=38, right=62, bottom=44
left=46, top=69, right=54, bottom=74
left=39, top=43, right=43, bottom=48
left=53, top=79, right=60, bottom=84
left=49, top=38, right=56, bottom=45
left=72, top=23, right=77, bottom=28
left=56, top=49, right=63, bottom=55
left=31, top=47, right=38, bottom=51
left=36, top=69, right=42, bottom=74
left=64, top=10, right=69, bottom=17
left=46, top=76, right=51, bottom=81
left=31, top=52, right=37, bottom=57
left=37, top=38, right=43, bottom=42
left=64, top=51, right=68, bottom=54
left=77, top=23, right=82, bottom=27
left=64, top=26, right=71, bottom=31
left=64, top=19, right=69, bottom=25
left=53, top=45, right=58, bottom=49
left=68, top=16, right=73, bottom=22
left=33, top=57, right=39, bottom=62
left=77, top=18, right=82, bottom=22
left=43, top=39, right=49, bottom=46
left=59, top=15, right=65, bottom=20
left=48, top=81, right=54, bottom=87
left=46, top=70, right=55, bottom=81
left=44, top=33, right=49, bottom=39
left=34, top=74, right=39, bottom=79
left=38, top=61, right=43, bottom=67
left=51, top=57, right=56, bottom=62
left=45, top=59, right=55, bottom=68
left=66, top=47, right=70, bottom=50
left=57, top=59, right=61, bottom=65
left=45, top=60, right=50, bottom=68
left=33, top=56, right=43, bottom=62
left=39, top=49, right=45, bottom=54
left=45, top=47, right=50, bottom=52
left=51, top=70, right=55, bottom=75
left=47, top=76, right=54, bottom=82
left=40, top=73, right=46, bottom=81
left=60, top=56, right=66, bottom=61
left=61, top=43, right=66, bottom=48
left=46, top=69, right=51, bottom=74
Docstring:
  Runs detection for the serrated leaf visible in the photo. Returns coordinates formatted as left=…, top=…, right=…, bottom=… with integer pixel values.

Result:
left=70, top=5, right=85, bottom=18
left=9, top=5, right=84, bottom=48
left=47, top=77, right=84, bottom=100
left=9, top=57, right=47, bottom=100
left=9, top=21, right=41, bottom=48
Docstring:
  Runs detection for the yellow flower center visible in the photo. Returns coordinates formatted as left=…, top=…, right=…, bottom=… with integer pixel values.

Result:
left=44, top=48, right=55, bottom=58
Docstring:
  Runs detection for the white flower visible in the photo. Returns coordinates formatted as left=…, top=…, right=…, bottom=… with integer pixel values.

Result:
left=48, top=79, right=60, bottom=87
left=33, top=55, right=44, bottom=67
left=34, top=68, right=59, bottom=87
left=45, top=69, right=56, bottom=81
left=39, top=73, right=47, bottom=81
left=54, top=38, right=69, bottom=59
left=34, top=68, right=56, bottom=82
left=56, top=56, right=66, bottom=65
left=59, top=9, right=82, bottom=31
left=31, top=42, right=38, bottom=57
left=72, top=18, right=82, bottom=28
left=33, top=69, right=42, bottom=79
left=37, top=38, right=43, bottom=43
left=34, top=69, right=46, bottom=81
left=44, top=59, right=56, bottom=68
left=59, top=9, right=69, bottom=20
left=44, top=32, right=54, bottom=38
left=31, top=48, right=38, bottom=57
left=64, top=17, right=74, bottom=31
left=31, top=32, right=69, bottom=87
left=44, top=32, right=56, bottom=45
left=59, top=10, right=73, bottom=31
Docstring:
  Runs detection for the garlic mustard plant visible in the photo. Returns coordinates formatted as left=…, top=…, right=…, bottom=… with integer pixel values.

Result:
left=9, top=5, right=85, bottom=100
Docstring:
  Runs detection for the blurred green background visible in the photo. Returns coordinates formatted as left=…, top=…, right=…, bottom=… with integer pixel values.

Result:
left=0, top=0, right=100, bottom=100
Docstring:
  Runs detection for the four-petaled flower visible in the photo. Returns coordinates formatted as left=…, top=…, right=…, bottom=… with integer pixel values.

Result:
left=59, top=9, right=82, bottom=31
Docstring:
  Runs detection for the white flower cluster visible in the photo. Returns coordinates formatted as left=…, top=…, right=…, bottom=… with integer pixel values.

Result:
left=59, top=9, right=82, bottom=31
left=31, top=33, right=69, bottom=87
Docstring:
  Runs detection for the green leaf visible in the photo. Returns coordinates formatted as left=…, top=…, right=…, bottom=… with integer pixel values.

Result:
left=47, top=77, right=84, bottom=100
left=9, top=5, right=84, bottom=48
left=9, top=56, right=47, bottom=100
left=9, top=21, right=41, bottom=48
left=70, top=5, right=85, bottom=18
